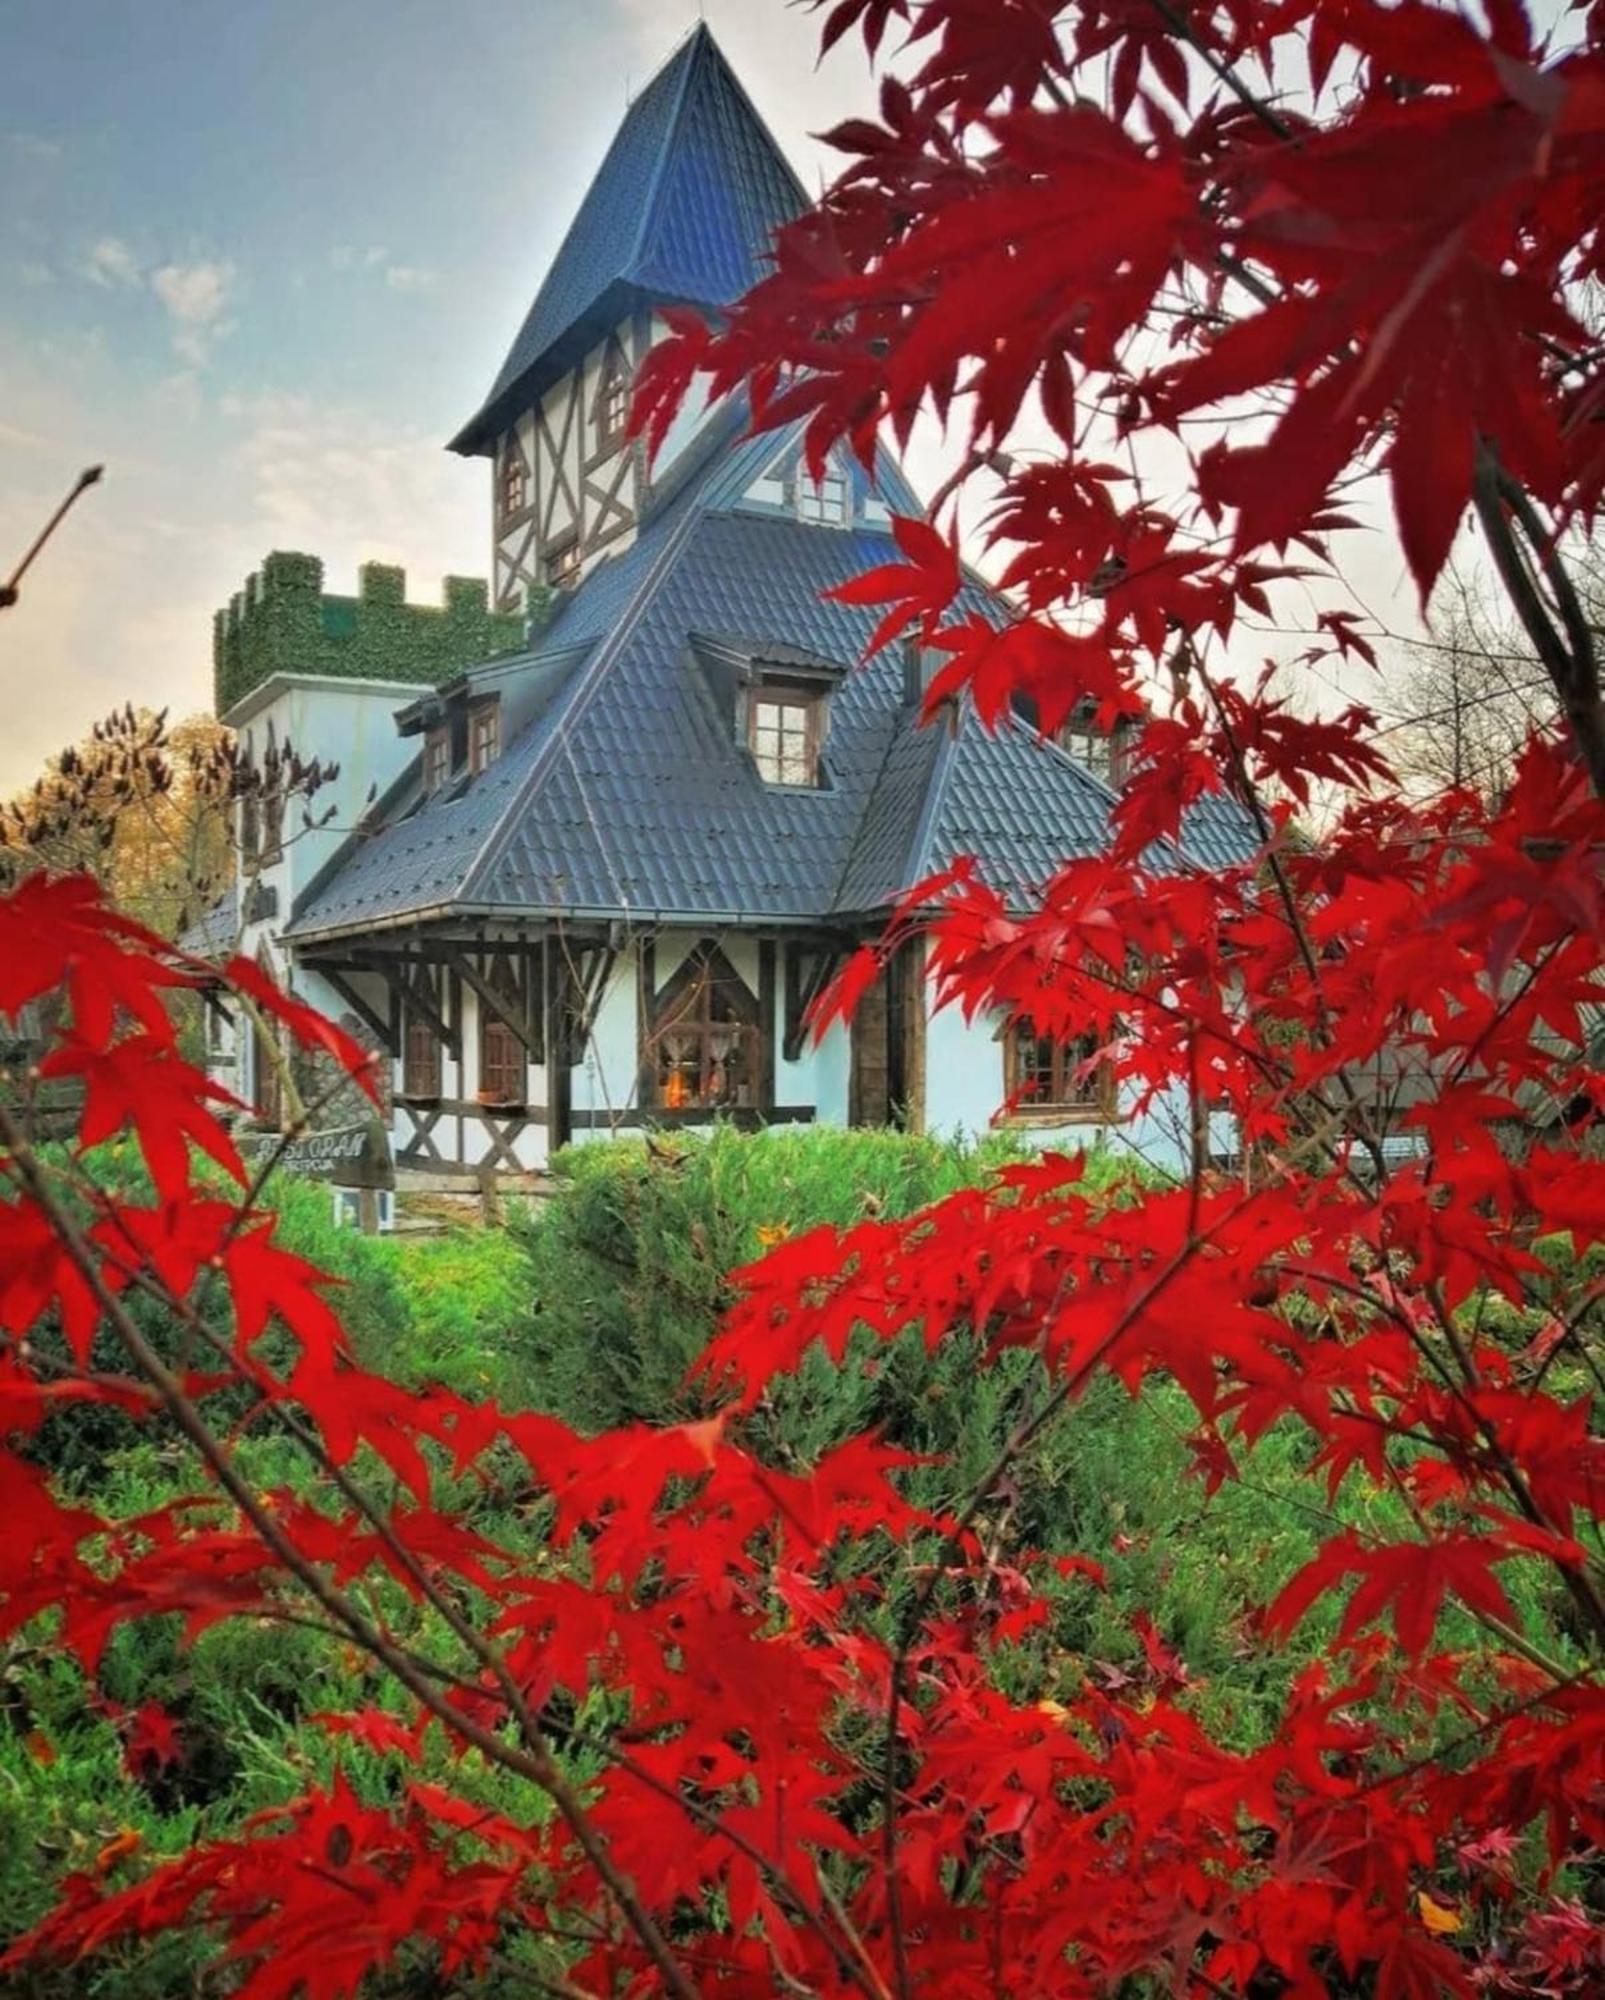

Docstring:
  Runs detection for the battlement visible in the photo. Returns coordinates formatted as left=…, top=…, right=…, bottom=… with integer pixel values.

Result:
left=213, top=553, right=524, bottom=715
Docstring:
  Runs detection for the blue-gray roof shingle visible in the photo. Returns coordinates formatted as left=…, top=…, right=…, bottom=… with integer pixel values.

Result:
left=449, top=26, right=805, bottom=456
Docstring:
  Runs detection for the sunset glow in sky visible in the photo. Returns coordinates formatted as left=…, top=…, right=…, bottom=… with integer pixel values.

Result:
left=0, top=0, right=883, bottom=791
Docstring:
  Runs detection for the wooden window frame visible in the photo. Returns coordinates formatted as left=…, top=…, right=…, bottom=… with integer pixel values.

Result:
left=423, top=726, right=452, bottom=796
left=250, top=1014, right=284, bottom=1130
left=1055, top=717, right=1133, bottom=788
left=477, top=958, right=526, bottom=1108
left=402, top=975, right=443, bottom=1101
left=749, top=688, right=822, bottom=789
left=646, top=945, right=763, bottom=1114
left=545, top=534, right=581, bottom=592
left=498, top=442, right=529, bottom=524
left=469, top=699, right=501, bottom=776
left=594, top=339, right=632, bottom=453
left=797, top=463, right=851, bottom=527
left=259, top=788, right=284, bottom=866
left=239, top=792, right=261, bottom=867
left=1004, top=1022, right=1119, bottom=1123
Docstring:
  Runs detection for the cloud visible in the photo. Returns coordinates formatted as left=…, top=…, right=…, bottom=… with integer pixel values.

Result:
left=8, top=132, right=62, bottom=161
left=18, top=261, right=53, bottom=288
left=150, top=259, right=236, bottom=363
left=84, top=236, right=141, bottom=287
left=228, top=393, right=481, bottom=575
left=384, top=263, right=438, bottom=294
left=330, top=244, right=388, bottom=271
left=329, top=245, right=437, bottom=292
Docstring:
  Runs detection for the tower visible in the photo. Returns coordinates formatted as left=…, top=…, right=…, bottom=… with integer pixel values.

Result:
left=448, top=25, right=805, bottom=611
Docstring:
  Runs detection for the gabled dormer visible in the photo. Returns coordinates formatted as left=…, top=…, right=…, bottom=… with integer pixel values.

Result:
left=449, top=24, right=806, bottom=614
left=738, top=441, right=894, bottom=532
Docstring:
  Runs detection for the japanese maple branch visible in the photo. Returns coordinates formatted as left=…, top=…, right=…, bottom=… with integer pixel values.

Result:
left=871, top=1129, right=1345, bottom=1999
left=0, top=1104, right=702, bottom=2000
left=78, top=1172, right=882, bottom=2000
left=1472, top=439, right=1605, bottom=796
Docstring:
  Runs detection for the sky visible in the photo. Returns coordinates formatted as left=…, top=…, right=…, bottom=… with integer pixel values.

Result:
left=0, top=0, right=888, bottom=793
left=0, top=0, right=1469, bottom=802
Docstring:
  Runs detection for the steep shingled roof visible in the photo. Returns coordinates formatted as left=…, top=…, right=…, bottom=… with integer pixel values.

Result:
left=287, top=424, right=1258, bottom=942
left=449, top=25, right=806, bottom=456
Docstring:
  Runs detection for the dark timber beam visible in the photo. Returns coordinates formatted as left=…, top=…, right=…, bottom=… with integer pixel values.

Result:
left=759, top=939, right=777, bottom=1107
left=396, top=965, right=460, bottom=1063
left=316, top=964, right=399, bottom=1059
left=449, top=951, right=541, bottom=1062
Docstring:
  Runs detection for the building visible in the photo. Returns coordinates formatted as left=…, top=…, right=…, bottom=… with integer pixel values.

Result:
left=195, top=24, right=1251, bottom=1193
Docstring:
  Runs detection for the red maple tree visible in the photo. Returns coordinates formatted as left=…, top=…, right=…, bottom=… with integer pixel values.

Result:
left=5, top=2, right=1605, bottom=1993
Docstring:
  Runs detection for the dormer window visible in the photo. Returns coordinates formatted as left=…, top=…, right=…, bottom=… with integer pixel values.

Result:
left=423, top=726, right=451, bottom=796
left=750, top=687, right=822, bottom=788
left=595, top=339, right=631, bottom=451
left=469, top=699, right=501, bottom=775
left=546, top=535, right=581, bottom=592
left=1056, top=715, right=1133, bottom=787
left=798, top=464, right=851, bottom=527
left=499, top=442, right=529, bottom=523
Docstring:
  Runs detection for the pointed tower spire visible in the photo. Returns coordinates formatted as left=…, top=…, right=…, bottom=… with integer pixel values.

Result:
left=449, top=24, right=805, bottom=457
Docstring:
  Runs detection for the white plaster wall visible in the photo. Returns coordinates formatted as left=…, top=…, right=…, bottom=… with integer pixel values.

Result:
left=236, top=681, right=418, bottom=922
left=570, top=954, right=642, bottom=1140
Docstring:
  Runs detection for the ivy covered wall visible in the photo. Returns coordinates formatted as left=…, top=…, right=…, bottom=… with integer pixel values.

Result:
left=213, top=553, right=524, bottom=715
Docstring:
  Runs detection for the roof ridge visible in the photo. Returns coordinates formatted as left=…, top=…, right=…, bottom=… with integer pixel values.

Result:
left=899, top=710, right=963, bottom=898
left=456, top=472, right=717, bottom=907
left=625, top=24, right=709, bottom=282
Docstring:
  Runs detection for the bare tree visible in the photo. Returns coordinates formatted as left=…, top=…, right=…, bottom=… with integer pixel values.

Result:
left=1382, top=551, right=1604, bottom=798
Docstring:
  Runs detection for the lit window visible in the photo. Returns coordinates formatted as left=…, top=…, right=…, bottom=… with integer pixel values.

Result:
left=651, top=950, right=760, bottom=1113
left=798, top=465, right=851, bottom=526
left=423, top=727, right=451, bottom=796
left=1007, top=1023, right=1115, bottom=1119
left=750, top=693, right=819, bottom=788
left=545, top=536, right=581, bottom=591
left=499, top=445, right=529, bottom=522
left=469, top=701, right=501, bottom=775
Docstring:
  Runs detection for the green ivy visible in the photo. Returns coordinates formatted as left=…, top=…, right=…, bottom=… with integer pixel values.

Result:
left=213, top=553, right=525, bottom=712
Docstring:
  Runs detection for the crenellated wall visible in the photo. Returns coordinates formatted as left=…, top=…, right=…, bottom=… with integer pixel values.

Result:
left=213, top=553, right=524, bottom=713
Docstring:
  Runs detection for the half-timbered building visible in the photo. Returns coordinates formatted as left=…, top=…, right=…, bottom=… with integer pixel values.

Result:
left=198, top=25, right=1252, bottom=1194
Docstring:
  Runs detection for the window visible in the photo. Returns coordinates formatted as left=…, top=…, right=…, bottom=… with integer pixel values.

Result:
left=1005, top=1023, right=1116, bottom=1119
left=469, top=700, right=501, bottom=775
left=596, top=341, right=631, bottom=449
left=478, top=962, right=525, bottom=1107
left=423, top=726, right=451, bottom=796
left=402, top=982, right=442, bottom=1100
left=259, top=787, right=284, bottom=866
left=545, top=535, right=581, bottom=591
left=1056, top=717, right=1132, bottom=787
left=798, top=464, right=851, bottom=526
left=250, top=1015, right=284, bottom=1129
left=650, top=948, right=761, bottom=1113
left=499, top=443, right=529, bottom=522
left=750, top=691, right=821, bottom=788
